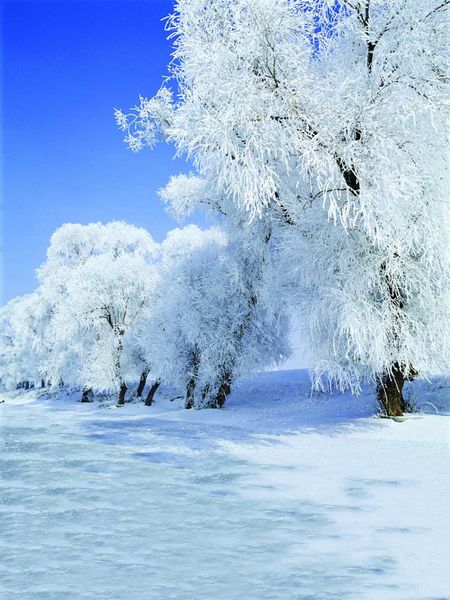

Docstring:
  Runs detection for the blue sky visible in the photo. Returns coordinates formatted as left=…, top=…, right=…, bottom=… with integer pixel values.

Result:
left=1, top=0, right=309, bottom=367
left=1, top=0, right=206, bottom=302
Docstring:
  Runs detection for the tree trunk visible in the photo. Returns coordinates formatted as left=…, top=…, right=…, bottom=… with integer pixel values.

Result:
left=114, top=330, right=127, bottom=406
left=136, top=370, right=148, bottom=398
left=204, top=372, right=232, bottom=408
left=185, top=351, right=200, bottom=409
left=144, top=379, right=161, bottom=406
left=81, top=386, right=93, bottom=403
left=376, top=363, right=407, bottom=416
left=41, top=379, right=46, bottom=389
left=117, top=382, right=128, bottom=406
left=215, top=376, right=232, bottom=408
left=185, top=376, right=196, bottom=409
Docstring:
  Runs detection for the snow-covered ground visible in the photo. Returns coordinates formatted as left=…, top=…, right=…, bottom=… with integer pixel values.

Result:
left=0, top=370, right=449, bottom=600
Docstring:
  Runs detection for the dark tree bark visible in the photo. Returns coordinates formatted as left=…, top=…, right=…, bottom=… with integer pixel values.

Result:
left=136, top=370, right=149, bottom=398
left=114, top=330, right=127, bottom=406
left=185, top=351, right=200, bottom=409
left=376, top=363, right=407, bottom=416
left=200, top=383, right=211, bottom=405
left=203, top=372, right=233, bottom=409
left=144, top=379, right=161, bottom=406
left=81, top=386, right=93, bottom=403
left=117, top=382, right=128, bottom=406
left=185, top=376, right=196, bottom=409
left=41, top=379, right=46, bottom=389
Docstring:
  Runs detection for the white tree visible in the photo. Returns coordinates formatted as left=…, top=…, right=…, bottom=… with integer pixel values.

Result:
left=1, top=217, right=289, bottom=409
left=137, top=224, right=290, bottom=408
left=280, top=199, right=450, bottom=399
left=37, top=222, right=159, bottom=404
left=117, top=0, right=450, bottom=415
left=0, top=291, right=52, bottom=390
left=70, top=253, right=159, bottom=405
left=0, top=301, right=16, bottom=390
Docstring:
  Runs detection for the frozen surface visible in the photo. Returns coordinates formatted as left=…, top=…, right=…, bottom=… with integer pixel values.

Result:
left=0, top=370, right=449, bottom=600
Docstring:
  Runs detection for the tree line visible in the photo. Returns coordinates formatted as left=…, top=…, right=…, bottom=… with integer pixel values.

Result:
left=114, top=0, right=449, bottom=416
left=2, top=0, right=449, bottom=416
left=0, top=221, right=289, bottom=408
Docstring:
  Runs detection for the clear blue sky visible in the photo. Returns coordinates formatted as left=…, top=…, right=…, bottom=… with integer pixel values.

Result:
left=1, top=0, right=309, bottom=367
left=1, top=0, right=206, bottom=302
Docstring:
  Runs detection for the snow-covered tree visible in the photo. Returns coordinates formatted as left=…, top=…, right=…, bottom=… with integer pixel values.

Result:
left=71, top=253, right=159, bottom=404
left=37, top=222, right=159, bottom=404
left=136, top=224, right=290, bottom=408
left=0, top=302, right=16, bottom=389
left=280, top=200, right=450, bottom=402
left=0, top=217, right=289, bottom=408
left=117, top=0, right=450, bottom=415
left=0, top=290, right=52, bottom=390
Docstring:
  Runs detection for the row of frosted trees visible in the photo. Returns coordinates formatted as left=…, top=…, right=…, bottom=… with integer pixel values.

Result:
left=2, top=0, right=449, bottom=416
left=0, top=221, right=290, bottom=408
left=113, top=0, right=450, bottom=416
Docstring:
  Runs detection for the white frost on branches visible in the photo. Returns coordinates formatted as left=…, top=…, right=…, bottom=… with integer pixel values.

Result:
left=2, top=1, right=448, bottom=409
left=116, top=0, right=450, bottom=395
left=1, top=221, right=290, bottom=407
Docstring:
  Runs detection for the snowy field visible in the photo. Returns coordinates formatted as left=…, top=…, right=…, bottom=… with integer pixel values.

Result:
left=0, top=370, right=449, bottom=600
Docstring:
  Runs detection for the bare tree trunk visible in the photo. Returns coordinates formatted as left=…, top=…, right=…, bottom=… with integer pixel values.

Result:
left=41, top=379, right=46, bottom=389
left=204, top=372, right=232, bottom=408
left=136, top=370, right=148, bottom=398
left=376, top=363, right=407, bottom=416
left=117, top=382, right=128, bottom=406
left=114, top=330, right=127, bottom=406
left=81, top=386, right=93, bottom=403
left=215, top=376, right=232, bottom=408
left=185, top=351, right=200, bottom=409
left=185, top=376, right=196, bottom=409
left=200, top=383, right=211, bottom=405
left=144, top=379, right=161, bottom=406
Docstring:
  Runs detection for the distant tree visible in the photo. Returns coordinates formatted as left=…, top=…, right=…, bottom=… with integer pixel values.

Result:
left=75, top=254, right=158, bottom=405
left=0, top=291, right=53, bottom=390
left=117, top=0, right=450, bottom=415
left=138, top=224, right=290, bottom=409
left=1, top=218, right=289, bottom=409
left=37, top=222, right=159, bottom=405
left=0, top=304, right=15, bottom=389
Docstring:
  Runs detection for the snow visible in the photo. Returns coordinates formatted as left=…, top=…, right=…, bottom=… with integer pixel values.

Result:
left=1, top=369, right=449, bottom=599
